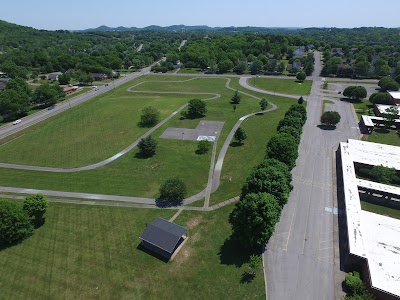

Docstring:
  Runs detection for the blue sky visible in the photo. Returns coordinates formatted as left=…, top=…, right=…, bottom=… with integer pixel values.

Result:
left=1, top=0, right=398, bottom=30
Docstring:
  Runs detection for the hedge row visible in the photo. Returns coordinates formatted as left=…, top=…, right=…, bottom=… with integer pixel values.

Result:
left=230, top=103, right=307, bottom=249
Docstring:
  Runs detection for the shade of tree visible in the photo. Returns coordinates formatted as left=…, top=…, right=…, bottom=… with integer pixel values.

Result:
left=23, top=194, right=48, bottom=226
left=369, top=92, right=392, bottom=105
left=230, top=192, right=281, bottom=248
left=231, top=90, right=241, bottom=104
left=139, top=106, right=160, bottom=127
left=137, top=135, right=157, bottom=157
left=196, top=140, right=211, bottom=154
left=234, top=127, right=247, bottom=144
left=266, top=133, right=298, bottom=168
left=260, top=98, right=268, bottom=111
left=241, top=166, right=290, bottom=207
left=187, top=98, right=206, bottom=118
left=381, top=107, right=399, bottom=128
left=296, top=71, right=306, bottom=82
left=369, top=165, right=396, bottom=184
left=159, top=178, right=187, bottom=200
left=0, top=201, right=33, bottom=246
left=320, top=111, right=341, bottom=126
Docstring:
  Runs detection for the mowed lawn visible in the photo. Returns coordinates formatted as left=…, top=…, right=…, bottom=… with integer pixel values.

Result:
left=367, top=128, right=400, bottom=147
left=0, top=75, right=296, bottom=200
left=0, top=201, right=265, bottom=299
left=0, top=83, right=191, bottom=167
left=250, top=77, right=312, bottom=95
left=361, top=201, right=400, bottom=220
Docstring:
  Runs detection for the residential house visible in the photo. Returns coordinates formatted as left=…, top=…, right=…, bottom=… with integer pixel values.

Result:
left=293, top=48, right=305, bottom=59
left=48, top=72, right=62, bottom=81
left=292, top=61, right=302, bottom=71
left=332, top=48, right=343, bottom=57
left=91, top=73, right=108, bottom=81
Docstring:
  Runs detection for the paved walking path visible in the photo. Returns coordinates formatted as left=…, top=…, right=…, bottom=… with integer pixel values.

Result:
left=239, top=77, right=302, bottom=99
left=0, top=76, right=278, bottom=208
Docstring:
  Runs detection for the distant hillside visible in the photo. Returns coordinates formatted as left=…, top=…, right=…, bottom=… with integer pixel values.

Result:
left=82, top=24, right=302, bottom=33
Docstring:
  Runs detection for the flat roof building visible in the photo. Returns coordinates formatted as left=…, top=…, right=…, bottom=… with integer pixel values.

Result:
left=340, top=140, right=400, bottom=299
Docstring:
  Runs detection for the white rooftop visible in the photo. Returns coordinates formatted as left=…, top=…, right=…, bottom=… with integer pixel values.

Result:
left=361, top=115, right=374, bottom=127
left=388, top=91, right=400, bottom=99
left=347, top=139, right=400, bottom=170
left=357, top=178, right=400, bottom=198
left=375, top=104, right=400, bottom=115
left=340, top=140, right=400, bottom=297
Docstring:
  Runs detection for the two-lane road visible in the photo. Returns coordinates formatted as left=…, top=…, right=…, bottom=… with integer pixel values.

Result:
left=264, top=52, right=360, bottom=300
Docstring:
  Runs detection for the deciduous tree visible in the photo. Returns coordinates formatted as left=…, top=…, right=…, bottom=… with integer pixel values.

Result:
left=139, top=106, right=160, bottom=127
left=159, top=178, right=187, bottom=200
left=230, top=192, right=281, bottom=248
left=320, top=111, right=341, bottom=127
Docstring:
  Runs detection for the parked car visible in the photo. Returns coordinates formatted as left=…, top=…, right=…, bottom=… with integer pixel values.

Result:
left=12, top=119, right=21, bottom=125
left=48, top=105, right=55, bottom=110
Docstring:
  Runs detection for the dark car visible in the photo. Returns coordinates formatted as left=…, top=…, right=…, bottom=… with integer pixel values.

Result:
left=48, top=105, right=55, bottom=110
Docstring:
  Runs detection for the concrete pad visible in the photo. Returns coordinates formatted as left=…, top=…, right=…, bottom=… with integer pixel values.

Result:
left=160, top=121, right=224, bottom=142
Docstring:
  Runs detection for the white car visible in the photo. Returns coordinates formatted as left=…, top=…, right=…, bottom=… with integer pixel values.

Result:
left=12, top=119, right=21, bottom=125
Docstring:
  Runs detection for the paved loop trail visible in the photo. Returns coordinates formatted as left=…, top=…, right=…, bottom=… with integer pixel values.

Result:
left=0, top=76, right=279, bottom=207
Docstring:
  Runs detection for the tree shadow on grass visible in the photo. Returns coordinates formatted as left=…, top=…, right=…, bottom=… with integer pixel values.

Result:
left=134, top=152, right=154, bottom=159
left=240, top=271, right=256, bottom=284
left=218, top=236, right=257, bottom=268
left=339, top=97, right=362, bottom=104
left=155, top=198, right=183, bottom=208
left=229, top=141, right=243, bottom=147
left=374, top=128, right=390, bottom=134
left=317, top=124, right=336, bottom=131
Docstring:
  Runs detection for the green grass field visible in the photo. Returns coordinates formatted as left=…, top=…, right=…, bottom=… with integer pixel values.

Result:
left=367, top=129, right=400, bottom=147
left=0, top=201, right=264, bottom=299
left=250, top=77, right=312, bottom=95
left=361, top=201, right=400, bottom=220
left=0, top=75, right=296, bottom=201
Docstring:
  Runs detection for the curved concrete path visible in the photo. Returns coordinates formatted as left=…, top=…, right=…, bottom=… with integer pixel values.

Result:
left=0, top=80, right=220, bottom=172
left=0, top=76, right=279, bottom=206
left=239, top=77, right=303, bottom=100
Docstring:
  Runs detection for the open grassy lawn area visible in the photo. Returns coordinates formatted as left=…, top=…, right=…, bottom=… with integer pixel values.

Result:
left=250, top=77, right=312, bottom=95
left=0, top=80, right=191, bottom=167
left=0, top=201, right=264, bottom=299
left=367, top=128, right=400, bottom=147
left=345, top=99, right=373, bottom=120
left=177, top=68, right=204, bottom=74
left=208, top=79, right=298, bottom=204
left=0, top=75, right=294, bottom=200
left=361, top=201, right=400, bottom=220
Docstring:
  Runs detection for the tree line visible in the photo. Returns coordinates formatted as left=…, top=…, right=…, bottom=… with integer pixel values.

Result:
left=229, top=102, right=307, bottom=249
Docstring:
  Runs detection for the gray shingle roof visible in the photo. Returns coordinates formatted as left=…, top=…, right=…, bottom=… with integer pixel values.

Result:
left=140, top=218, right=188, bottom=253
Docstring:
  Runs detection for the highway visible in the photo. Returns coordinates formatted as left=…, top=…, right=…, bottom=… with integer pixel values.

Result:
left=264, top=52, right=360, bottom=300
